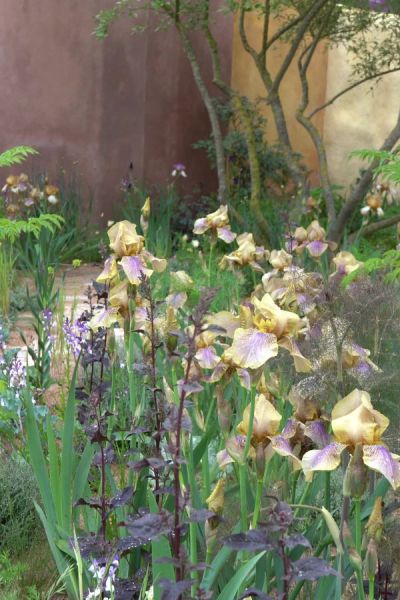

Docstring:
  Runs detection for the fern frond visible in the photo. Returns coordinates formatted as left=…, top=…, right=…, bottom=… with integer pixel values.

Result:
left=349, top=149, right=393, bottom=164
left=0, top=214, right=64, bottom=243
left=0, top=146, right=38, bottom=168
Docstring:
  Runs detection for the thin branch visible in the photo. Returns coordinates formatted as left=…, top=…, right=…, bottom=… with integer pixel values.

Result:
left=201, top=0, right=230, bottom=95
left=296, top=9, right=336, bottom=222
left=348, top=213, right=400, bottom=242
left=239, top=5, right=259, bottom=64
left=328, top=107, right=400, bottom=242
left=266, top=12, right=303, bottom=49
left=308, top=67, right=400, bottom=119
left=269, top=0, right=329, bottom=95
left=260, top=0, right=270, bottom=57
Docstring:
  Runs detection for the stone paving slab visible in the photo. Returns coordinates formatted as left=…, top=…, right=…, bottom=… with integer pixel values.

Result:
left=9, top=263, right=101, bottom=355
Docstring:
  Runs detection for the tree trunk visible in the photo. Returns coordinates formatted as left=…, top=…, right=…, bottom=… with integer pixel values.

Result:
left=327, top=108, right=400, bottom=242
left=178, top=29, right=228, bottom=205
left=232, top=95, right=271, bottom=244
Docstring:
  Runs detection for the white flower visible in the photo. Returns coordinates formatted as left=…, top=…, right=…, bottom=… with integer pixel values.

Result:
left=191, top=239, right=200, bottom=248
left=48, top=194, right=59, bottom=205
left=377, top=207, right=384, bottom=217
left=144, top=586, right=154, bottom=600
left=360, top=206, right=370, bottom=216
left=171, top=163, right=187, bottom=178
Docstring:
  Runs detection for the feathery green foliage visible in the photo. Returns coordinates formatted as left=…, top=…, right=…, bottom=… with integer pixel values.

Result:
left=0, top=146, right=38, bottom=168
left=0, top=214, right=64, bottom=243
left=350, top=147, right=400, bottom=184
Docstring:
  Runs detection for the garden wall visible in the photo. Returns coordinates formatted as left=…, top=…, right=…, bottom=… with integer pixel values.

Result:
left=0, top=0, right=232, bottom=220
left=231, top=12, right=400, bottom=188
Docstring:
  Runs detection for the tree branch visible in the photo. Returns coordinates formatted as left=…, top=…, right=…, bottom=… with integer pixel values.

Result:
left=269, top=0, right=329, bottom=96
left=239, top=6, right=259, bottom=64
left=260, top=0, right=270, bottom=57
left=295, top=6, right=336, bottom=222
left=308, top=67, right=400, bottom=119
left=348, top=213, right=400, bottom=243
left=328, top=107, right=400, bottom=242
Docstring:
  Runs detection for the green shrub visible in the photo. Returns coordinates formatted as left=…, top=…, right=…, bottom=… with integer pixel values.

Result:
left=0, top=456, right=41, bottom=555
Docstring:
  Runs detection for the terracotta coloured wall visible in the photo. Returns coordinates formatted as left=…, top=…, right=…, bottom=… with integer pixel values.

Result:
left=0, top=1, right=232, bottom=220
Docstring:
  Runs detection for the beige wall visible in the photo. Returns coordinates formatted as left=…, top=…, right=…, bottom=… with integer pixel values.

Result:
left=323, top=41, right=400, bottom=186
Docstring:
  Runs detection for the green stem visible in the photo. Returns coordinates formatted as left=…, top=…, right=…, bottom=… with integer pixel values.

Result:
left=243, top=388, right=256, bottom=460
left=324, top=471, right=331, bottom=512
left=239, top=465, right=248, bottom=532
left=293, top=482, right=313, bottom=518
left=239, top=387, right=256, bottom=532
left=356, top=568, right=366, bottom=600
left=354, top=498, right=362, bottom=556
left=208, top=243, right=214, bottom=287
left=291, top=470, right=300, bottom=504
left=368, top=576, right=374, bottom=600
left=252, top=478, right=263, bottom=529
left=187, top=439, right=198, bottom=596
left=354, top=498, right=365, bottom=600
left=202, top=448, right=211, bottom=502
left=127, top=308, right=137, bottom=415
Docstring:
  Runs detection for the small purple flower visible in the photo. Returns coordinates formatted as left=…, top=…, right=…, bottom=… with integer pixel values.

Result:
left=171, top=163, right=187, bottom=178
left=7, top=357, right=26, bottom=397
left=369, top=0, right=389, bottom=11
left=63, top=317, right=90, bottom=357
left=41, top=308, right=54, bottom=341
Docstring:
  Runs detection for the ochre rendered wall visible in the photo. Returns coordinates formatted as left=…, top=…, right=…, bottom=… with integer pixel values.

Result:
left=0, top=1, right=232, bottom=220
left=231, top=12, right=328, bottom=183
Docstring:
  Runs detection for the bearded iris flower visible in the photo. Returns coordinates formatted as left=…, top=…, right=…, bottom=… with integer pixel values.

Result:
left=226, top=293, right=311, bottom=372
left=262, top=266, right=322, bottom=316
left=269, top=249, right=293, bottom=271
left=193, top=205, right=236, bottom=244
left=288, top=220, right=336, bottom=258
left=90, top=220, right=167, bottom=330
left=219, top=232, right=269, bottom=271
left=217, top=394, right=281, bottom=468
left=332, top=251, right=363, bottom=276
left=302, top=389, right=400, bottom=489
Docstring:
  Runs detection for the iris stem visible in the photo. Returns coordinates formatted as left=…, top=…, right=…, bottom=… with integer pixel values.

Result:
left=293, top=482, right=313, bottom=518
left=202, top=448, right=211, bottom=502
left=239, top=465, right=248, bottom=531
left=127, top=305, right=136, bottom=414
left=356, top=568, right=366, bottom=600
left=354, top=498, right=365, bottom=600
left=252, top=477, right=263, bottom=529
left=354, top=498, right=362, bottom=556
left=324, top=471, right=331, bottom=512
left=291, top=470, right=300, bottom=504
left=368, top=576, right=374, bottom=600
left=240, top=388, right=256, bottom=531
left=208, top=243, right=213, bottom=287
left=187, top=439, right=198, bottom=596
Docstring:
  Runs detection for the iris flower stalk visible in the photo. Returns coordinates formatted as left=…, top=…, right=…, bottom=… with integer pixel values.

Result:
left=239, top=387, right=256, bottom=531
